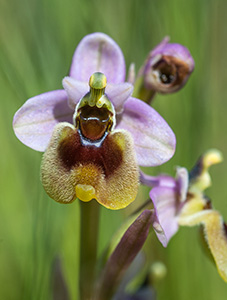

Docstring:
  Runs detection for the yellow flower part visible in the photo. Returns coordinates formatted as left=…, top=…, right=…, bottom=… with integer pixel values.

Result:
left=178, top=208, right=227, bottom=282
left=189, top=149, right=223, bottom=193
left=177, top=149, right=227, bottom=282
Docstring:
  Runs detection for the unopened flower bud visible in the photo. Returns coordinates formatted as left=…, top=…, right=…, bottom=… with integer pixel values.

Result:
left=149, top=261, right=167, bottom=283
left=135, top=37, right=195, bottom=101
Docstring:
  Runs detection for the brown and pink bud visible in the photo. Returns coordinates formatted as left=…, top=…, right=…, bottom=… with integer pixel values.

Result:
left=142, top=37, right=194, bottom=94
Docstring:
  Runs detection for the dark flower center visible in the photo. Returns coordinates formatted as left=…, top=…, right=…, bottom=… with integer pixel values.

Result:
left=153, top=58, right=176, bottom=84
left=74, top=72, right=115, bottom=147
left=77, top=105, right=113, bottom=143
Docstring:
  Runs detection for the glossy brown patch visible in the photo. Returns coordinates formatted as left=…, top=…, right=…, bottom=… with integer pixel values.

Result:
left=153, top=55, right=190, bottom=87
left=77, top=105, right=113, bottom=141
left=58, top=128, right=123, bottom=178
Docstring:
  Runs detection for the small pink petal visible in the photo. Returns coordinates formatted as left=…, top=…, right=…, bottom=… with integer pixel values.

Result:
left=106, top=82, right=133, bottom=114
left=62, top=77, right=89, bottom=109
left=151, top=36, right=170, bottom=56
left=140, top=171, right=176, bottom=188
left=176, top=167, right=189, bottom=203
left=150, top=186, right=179, bottom=247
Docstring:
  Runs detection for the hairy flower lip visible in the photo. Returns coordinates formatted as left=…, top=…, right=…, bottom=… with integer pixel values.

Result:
left=41, top=122, right=139, bottom=209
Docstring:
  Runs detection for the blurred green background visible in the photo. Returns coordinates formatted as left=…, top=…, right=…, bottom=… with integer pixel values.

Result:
left=1, top=0, right=227, bottom=299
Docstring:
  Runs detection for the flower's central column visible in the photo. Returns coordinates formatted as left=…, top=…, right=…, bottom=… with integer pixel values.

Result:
left=74, top=72, right=115, bottom=146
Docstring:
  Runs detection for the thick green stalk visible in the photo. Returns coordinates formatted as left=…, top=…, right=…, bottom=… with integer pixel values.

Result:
left=79, top=200, right=100, bottom=300
left=133, top=76, right=156, bottom=104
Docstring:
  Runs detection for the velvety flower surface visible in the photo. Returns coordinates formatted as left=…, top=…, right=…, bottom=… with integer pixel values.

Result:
left=13, top=32, right=176, bottom=167
left=142, top=37, right=194, bottom=94
left=141, top=149, right=227, bottom=282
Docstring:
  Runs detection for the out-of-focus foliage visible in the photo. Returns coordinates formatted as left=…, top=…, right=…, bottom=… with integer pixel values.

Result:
left=0, top=0, right=227, bottom=299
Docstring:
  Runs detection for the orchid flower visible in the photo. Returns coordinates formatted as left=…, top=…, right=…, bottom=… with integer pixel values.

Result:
left=13, top=32, right=176, bottom=209
left=141, top=149, right=227, bottom=282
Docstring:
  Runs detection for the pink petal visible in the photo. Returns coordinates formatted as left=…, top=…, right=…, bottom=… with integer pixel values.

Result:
left=69, top=33, right=126, bottom=83
left=140, top=171, right=176, bottom=188
left=106, top=82, right=133, bottom=113
left=13, top=90, right=73, bottom=151
left=151, top=36, right=170, bottom=56
left=62, top=77, right=89, bottom=109
left=150, top=186, right=179, bottom=247
left=117, top=97, right=176, bottom=167
left=176, top=167, right=189, bottom=203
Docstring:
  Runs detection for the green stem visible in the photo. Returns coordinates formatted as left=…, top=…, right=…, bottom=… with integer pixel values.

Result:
left=133, top=75, right=156, bottom=104
left=130, top=198, right=153, bottom=216
left=79, top=200, right=100, bottom=300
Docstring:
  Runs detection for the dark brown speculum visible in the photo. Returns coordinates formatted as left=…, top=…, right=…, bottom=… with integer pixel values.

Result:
left=76, top=105, right=113, bottom=142
left=57, top=126, right=123, bottom=177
